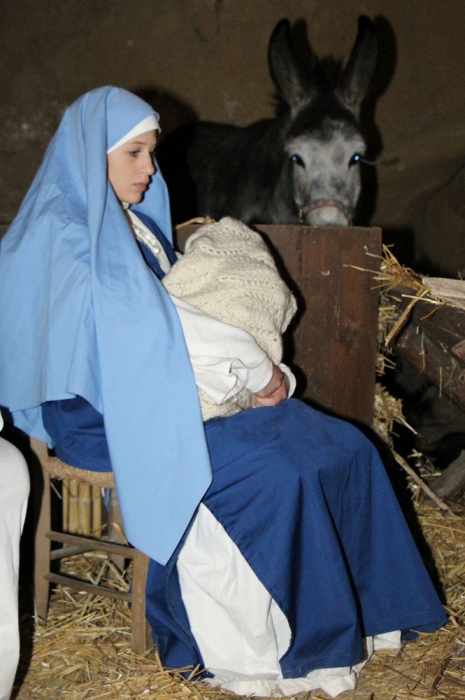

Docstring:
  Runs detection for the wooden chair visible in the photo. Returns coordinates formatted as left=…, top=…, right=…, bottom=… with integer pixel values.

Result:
left=31, top=437, right=151, bottom=655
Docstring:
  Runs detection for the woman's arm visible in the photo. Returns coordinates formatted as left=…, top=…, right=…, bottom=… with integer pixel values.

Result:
left=171, top=296, right=296, bottom=406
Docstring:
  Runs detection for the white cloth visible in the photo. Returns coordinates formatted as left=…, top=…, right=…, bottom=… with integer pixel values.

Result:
left=107, top=114, right=160, bottom=153
left=171, top=297, right=296, bottom=409
left=177, top=504, right=290, bottom=678
left=179, top=505, right=401, bottom=698
left=0, top=416, right=30, bottom=700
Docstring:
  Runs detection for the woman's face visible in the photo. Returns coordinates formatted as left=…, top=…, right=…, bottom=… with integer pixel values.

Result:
left=107, top=129, right=157, bottom=204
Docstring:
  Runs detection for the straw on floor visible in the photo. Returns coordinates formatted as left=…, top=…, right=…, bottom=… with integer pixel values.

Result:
left=12, top=502, right=465, bottom=700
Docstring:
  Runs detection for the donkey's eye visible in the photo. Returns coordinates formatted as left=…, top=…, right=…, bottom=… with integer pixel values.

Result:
left=291, top=154, right=305, bottom=167
left=349, top=153, right=363, bottom=168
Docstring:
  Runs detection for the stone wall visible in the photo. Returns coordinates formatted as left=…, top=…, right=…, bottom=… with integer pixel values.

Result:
left=2, top=0, right=465, bottom=275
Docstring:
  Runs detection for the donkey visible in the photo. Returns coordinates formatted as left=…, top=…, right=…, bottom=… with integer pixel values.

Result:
left=156, top=16, right=379, bottom=228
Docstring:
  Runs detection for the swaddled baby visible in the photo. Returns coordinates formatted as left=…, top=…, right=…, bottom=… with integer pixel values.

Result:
left=162, top=216, right=297, bottom=420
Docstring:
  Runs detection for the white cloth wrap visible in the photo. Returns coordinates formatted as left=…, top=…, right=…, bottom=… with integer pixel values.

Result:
left=162, top=217, right=297, bottom=419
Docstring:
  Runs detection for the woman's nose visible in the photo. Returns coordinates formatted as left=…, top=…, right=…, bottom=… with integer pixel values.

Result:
left=142, top=154, right=155, bottom=175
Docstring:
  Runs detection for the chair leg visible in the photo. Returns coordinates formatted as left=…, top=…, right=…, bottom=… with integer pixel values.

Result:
left=34, top=470, right=51, bottom=620
left=131, top=549, right=151, bottom=655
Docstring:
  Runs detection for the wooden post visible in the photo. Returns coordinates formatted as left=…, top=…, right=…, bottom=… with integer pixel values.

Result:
left=62, top=479, right=69, bottom=531
left=92, top=485, right=103, bottom=536
left=78, top=483, right=92, bottom=536
left=68, top=479, right=79, bottom=533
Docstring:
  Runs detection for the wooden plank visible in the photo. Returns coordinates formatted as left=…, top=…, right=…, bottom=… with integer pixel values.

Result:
left=390, top=282, right=465, bottom=411
left=415, top=303, right=465, bottom=346
left=176, top=224, right=382, bottom=425
left=391, top=285, right=465, bottom=349
left=395, top=321, right=465, bottom=413
left=46, top=529, right=136, bottom=556
left=428, top=450, right=465, bottom=501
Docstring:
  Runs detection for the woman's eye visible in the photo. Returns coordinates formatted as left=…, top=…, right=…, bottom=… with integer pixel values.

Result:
left=349, top=153, right=363, bottom=168
left=291, top=154, right=305, bottom=167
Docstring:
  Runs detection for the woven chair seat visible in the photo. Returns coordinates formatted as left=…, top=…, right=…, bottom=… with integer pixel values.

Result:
left=42, top=455, right=115, bottom=488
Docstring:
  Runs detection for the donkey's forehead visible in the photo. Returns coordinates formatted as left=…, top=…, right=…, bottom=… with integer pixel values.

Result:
left=291, top=113, right=362, bottom=142
left=289, top=95, right=361, bottom=140
left=286, top=122, right=366, bottom=158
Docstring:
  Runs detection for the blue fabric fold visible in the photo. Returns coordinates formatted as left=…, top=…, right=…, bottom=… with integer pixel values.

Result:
left=0, top=86, right=212, bottom=564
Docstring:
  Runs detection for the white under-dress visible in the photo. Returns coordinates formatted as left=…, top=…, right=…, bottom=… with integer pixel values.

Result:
left=177, top=503, right=401, bottom=699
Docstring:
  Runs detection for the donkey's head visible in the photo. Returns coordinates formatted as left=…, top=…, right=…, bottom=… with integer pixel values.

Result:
left=269, top=16, right=379, bottom=226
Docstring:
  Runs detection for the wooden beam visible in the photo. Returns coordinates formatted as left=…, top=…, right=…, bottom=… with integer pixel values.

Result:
left=390, top=284, right=465, bottom=412
left=395, top=323, right=465, bottom=413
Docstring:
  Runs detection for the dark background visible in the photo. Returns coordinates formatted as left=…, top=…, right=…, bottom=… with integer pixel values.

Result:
left=2, top=0, right=465, bottom=276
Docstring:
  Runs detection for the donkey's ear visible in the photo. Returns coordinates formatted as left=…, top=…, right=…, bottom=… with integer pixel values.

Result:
left=268, top=19, right=313, bottom=114
left=336, top=16, right=378, bottom=115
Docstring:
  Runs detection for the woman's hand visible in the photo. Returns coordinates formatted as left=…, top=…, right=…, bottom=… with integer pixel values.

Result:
left=250, top=364, right=289, bottom=408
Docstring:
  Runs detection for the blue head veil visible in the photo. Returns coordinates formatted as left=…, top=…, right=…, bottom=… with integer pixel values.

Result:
left=0, top=86, right=212, bottom=564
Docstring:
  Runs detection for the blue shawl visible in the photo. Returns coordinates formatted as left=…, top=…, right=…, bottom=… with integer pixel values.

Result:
left=0, top=86, right=212, bottom=564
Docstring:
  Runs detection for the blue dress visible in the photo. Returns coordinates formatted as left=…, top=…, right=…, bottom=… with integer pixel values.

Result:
left=42, top=213, right=446, bottom=685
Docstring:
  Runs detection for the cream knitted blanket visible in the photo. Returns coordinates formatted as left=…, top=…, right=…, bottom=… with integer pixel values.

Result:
left=162, top=217, right=297, bottom=420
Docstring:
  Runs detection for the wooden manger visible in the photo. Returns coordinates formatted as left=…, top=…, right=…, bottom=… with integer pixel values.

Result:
left=176, top=223, right=382, bottom=427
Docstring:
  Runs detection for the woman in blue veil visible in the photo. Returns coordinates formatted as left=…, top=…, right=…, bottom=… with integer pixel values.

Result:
left=0, top=86, right=447, bottom=698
